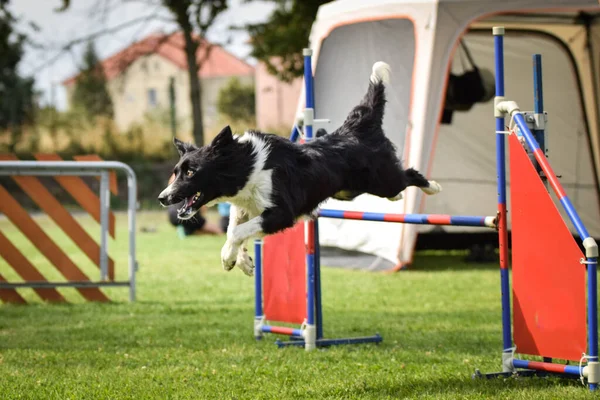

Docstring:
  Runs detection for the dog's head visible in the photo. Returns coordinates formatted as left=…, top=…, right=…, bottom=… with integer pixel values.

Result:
left=158, top=125, right=239, bottom=220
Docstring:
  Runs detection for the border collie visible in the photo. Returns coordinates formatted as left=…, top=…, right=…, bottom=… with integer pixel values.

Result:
left=158, top=61, right=441, bottom=276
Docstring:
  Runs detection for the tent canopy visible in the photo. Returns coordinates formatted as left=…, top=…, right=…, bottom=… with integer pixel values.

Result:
left=305, top=0, right=600, bottom=267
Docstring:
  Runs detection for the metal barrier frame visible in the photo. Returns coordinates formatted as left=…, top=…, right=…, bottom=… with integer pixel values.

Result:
left=0, top=161, right=137, bottom=302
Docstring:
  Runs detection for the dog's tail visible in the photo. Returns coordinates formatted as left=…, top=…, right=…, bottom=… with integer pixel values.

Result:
left=370, top=61, right=391, bottom=85
left=364, top=62, right=391, bottom=124
left=340, top=61, right=391, bottom=135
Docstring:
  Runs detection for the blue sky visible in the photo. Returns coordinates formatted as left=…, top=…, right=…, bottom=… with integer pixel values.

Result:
left=9, top=0, right=275, bottom=110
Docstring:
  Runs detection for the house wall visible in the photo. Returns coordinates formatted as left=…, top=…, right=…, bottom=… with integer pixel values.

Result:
left=254, top=61, right=302, bottom=134
left=65, top=53, right=254, bottom=140
left=201, top=75, right=255, bottom=139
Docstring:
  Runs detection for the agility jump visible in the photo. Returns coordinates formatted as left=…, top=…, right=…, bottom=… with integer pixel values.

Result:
left=253, top=48, right=498, bottom=351
left=468, top=26, right=599, bottom=391
left=254, top=27, right=600, bottom=390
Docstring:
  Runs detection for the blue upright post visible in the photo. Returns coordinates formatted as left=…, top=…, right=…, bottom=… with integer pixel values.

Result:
left=314, top=219, right=323, bottom=340
left=532, top=55, right=545, bottom=154
left=254, top=239, right=263, bottom=340
left=532, top=54, right=546, bottom=184
left=303, top=48, right=317, bottom=351
left=532, top=54, right=552, bottom=364
left=493, top=26, right=513, bottom=367
left=290, top=125, right=300, bottom=143
left=588, top=253, right=599, bottom=391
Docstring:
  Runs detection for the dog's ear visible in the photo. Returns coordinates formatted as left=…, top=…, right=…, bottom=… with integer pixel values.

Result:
left=211, top=125, right=234, bottom=148
left=173, top=138, right=192, bottom=156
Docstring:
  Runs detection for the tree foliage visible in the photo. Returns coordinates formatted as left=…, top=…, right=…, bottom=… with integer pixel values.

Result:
left=0, top=0, right=36, bottom=147
left=217, top=77, right=255, bottom=122
left=71, top=41, right=114, bottom=120
left=245, top=0, right=331, bottom=82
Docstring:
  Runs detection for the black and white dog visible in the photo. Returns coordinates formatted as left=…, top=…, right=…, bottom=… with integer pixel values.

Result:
left=158, top=61, right=441, bottom=276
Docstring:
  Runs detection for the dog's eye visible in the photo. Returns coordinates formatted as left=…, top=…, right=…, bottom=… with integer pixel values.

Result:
left=186, top=169, right=195, bottom=177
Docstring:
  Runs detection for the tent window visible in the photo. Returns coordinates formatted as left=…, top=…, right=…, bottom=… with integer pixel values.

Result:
left=428, top=31, right=600, bottom=237
left=313, top=18, right=415, bottom=153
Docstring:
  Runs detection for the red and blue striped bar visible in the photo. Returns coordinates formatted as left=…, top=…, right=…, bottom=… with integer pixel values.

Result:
left=318, top=209, right=496, bottom=228
left=512, top=359, right=582, bottom=377
left=262, top=325, right=304, bottom=337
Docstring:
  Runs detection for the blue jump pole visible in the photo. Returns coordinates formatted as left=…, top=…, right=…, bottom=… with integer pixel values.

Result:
left=532, top=54, right=545, bottom=161
left=254, top=239, right=263, bottom=340
left=493, top=26, right=513, bottom=366
left=533, top=54, right=551, bottom=365
left=303, top=48, right=317, bottom=351
left=289, top=125, right=300, bottom=142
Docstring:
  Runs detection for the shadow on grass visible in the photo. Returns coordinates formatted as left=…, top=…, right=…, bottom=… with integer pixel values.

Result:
left=317, top=372, right=585, bottom=399
left=406, top=252, right=499, bottom=272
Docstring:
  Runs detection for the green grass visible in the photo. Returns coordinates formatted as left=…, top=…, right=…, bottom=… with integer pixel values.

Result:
left=0, top=212, right=596, bottom=399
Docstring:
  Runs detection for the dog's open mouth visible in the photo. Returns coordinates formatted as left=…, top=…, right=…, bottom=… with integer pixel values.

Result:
left=177, top=191, right=203, bottom=220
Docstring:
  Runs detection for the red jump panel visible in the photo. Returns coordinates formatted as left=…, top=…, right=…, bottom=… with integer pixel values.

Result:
left=510, top=134, right=586, bottom=361
left=263, top=222, right=306, bottom=324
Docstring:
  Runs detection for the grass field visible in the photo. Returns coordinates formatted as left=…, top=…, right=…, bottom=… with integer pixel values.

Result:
left=0, top=212, right=596, bottom=399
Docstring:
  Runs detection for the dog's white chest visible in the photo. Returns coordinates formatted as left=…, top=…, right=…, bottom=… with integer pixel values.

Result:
left=231, top=169, right=273, bottom=216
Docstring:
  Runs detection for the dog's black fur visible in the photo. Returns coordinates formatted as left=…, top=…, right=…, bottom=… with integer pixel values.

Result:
left=159, top=66, right=434, bottom=237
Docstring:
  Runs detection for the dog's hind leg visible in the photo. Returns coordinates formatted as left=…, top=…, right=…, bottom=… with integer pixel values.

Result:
left=405, top=168, right=442, bottom=195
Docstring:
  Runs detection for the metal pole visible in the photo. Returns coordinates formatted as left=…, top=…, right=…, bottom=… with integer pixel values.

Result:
left=532, top=55, right=545, bottom=155
left=303, top=47, right=316, bottom=351
left=169, top=76, right=177, bottom=137
left=99, top=171, right=110, bottom=281
left=532, top=55, right=547, bottom=187
left=254, top=239, right=264, bottom=340
left=314, top=218, right=323, bottom=340
left=493, top=26, right=513, bottom=364
left=533, top=54, right=551, bottom=364
left=126, top=168, right=137, bottom=302
left=588, top=255, right=599, bottom=390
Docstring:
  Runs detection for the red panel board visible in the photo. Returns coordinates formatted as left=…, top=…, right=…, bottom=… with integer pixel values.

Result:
left=510, top=135, right=586, bottom=361
left=263, top=223, right=306, bottom=324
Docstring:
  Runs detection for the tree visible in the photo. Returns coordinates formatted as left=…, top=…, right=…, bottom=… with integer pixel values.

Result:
left=71, top=41, right=114, bottom=120
left=217, top=77, right=255, bottom=122
left=0, top=0, right=36, bottom=151
left=162, top=0, right=227, bottom=146
left=244, top=0, right=331, bottom=83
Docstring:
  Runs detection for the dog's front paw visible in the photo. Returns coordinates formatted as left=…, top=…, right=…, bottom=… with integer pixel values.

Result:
left=236, top=247, right=255, bottom=277
left=221, top=240, right=239, bottom=271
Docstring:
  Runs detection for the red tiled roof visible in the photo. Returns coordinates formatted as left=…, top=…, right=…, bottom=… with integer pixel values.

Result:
left=63, top=32, right=254, bottom=85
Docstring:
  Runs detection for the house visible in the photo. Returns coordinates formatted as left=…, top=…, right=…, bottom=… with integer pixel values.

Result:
left=62, top=32, right=255, bottom=135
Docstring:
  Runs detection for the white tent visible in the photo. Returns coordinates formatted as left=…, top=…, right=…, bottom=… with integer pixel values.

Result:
left=300, top=0, right=600, bottom=269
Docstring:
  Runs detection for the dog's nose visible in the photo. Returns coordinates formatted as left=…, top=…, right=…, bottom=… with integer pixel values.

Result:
left=158, top=187, right=171, bottom=207
left=158, top=194, right=169, bottom=207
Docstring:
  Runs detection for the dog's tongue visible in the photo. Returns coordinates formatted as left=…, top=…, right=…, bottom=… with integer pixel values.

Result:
left=186, top=197, right=195, bottom=207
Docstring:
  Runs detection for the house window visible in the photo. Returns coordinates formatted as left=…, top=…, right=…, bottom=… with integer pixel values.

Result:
left=147, top=88, right=158, bottom=108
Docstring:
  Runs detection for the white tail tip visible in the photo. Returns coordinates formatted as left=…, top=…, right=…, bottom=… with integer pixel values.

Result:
left=370, top=61, right=391, bottom=84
